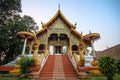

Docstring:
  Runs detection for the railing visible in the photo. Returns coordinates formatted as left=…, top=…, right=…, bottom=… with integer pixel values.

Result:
left=39, top=55, right=48, bottom=72
left=67, top=51, right=77, bottom=71
left=39, top=49, right=49, bottom=73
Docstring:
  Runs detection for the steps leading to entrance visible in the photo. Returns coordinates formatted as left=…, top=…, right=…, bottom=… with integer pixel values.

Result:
left=62, top=55, right=77, bottom=78
left=40, top=55, right=55, bottom=78
left=39, top=55, right=77, bottom=79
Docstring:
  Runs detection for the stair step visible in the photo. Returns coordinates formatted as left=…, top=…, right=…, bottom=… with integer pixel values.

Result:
left=40, top=55, right=77, bottom=78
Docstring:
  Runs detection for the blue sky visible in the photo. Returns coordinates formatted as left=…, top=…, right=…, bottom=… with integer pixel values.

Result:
left=21, top=0, right=120, bottom=51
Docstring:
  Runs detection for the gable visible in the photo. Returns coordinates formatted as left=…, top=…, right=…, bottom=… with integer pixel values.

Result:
left=48, top=18, right=71, bottom=37
left=49, top=18, right=69, bottom=29
left=42, top=10, right=74, bottom=29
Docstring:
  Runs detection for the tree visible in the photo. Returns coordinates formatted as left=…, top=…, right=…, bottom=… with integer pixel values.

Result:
left=22, top=15, right=38, bottom=32
left=98, top=56, right=117, bottom=80
left=0, top=0, right=21, bottom=26
left=0, top=0, right=38, bottom=65
left=0, top=0, right=22, bottom=64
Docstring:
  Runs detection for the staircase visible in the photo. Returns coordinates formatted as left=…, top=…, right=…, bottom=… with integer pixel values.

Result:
left=39, top=55, right=77, bottom=79
left=40, top=55, right=55, bottom=78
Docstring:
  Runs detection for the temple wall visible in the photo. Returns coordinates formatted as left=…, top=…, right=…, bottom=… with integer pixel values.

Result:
left=37, top=18, right=80, bottom=52
left=47, top=18, right=70, bottom=37
left=70, top=33, right=79, bottom=46
left=38, top=33, right=47, bottom=45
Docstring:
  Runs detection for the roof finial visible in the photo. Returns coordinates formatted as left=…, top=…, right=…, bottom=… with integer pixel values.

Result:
left=58, top=4, right=60, bottom=10
left=89, top=30, right=91, bottom=34
left=81, top=31, right=83, bottom=36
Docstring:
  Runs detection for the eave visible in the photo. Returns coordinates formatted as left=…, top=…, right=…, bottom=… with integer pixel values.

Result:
left=71, top=28, right=81, bottom=39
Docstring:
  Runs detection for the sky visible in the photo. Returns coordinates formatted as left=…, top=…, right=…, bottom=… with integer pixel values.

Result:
left=21, top=0, right=120, bottom=51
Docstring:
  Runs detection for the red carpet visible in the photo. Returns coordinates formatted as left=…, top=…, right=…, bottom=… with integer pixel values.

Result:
left=39, top=55, right=77, bottom=79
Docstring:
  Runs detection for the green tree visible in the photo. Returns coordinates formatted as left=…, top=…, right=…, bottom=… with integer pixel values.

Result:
left=0, top=0, right=38, bottom=65
left=98, top=56, right=117, bottom=80
left=22, top=15, right=38, bottom=32
left=0, top=0, right=22, bottom=64
left=0, top=0, right=21, bottom=26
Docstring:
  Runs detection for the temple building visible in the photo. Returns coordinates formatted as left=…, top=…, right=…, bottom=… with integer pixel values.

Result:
left=33, top=9, right=99, bottom=55
left=16, top=8, right=100, bottom=79
left=36, top=10, right=80, bottom=55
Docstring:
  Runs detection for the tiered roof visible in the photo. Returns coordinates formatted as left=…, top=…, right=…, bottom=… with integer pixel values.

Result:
left=36, top=10, right=81, bottom=38
left=36, top=10, right=100, bottom=42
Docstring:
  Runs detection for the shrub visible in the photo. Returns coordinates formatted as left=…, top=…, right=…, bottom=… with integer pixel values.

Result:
left=98, top=55, right=116, bottom=80
left=20, top=57, right=34, bottom=74
left=116, top=60, right=120, bottom=73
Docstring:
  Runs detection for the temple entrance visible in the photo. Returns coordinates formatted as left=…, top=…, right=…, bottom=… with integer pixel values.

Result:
left=49, top=33, right=69, bottom=55
left=55, top=46, right=61, bottom=54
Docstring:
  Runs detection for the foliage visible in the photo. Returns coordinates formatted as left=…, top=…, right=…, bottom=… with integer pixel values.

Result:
left=0, top=74, right=31, bottom=80
left=116, top=60, right=120, bottom=73
left=0, top=0, right=21, bottom=27
left=0, top=0, right=38, bottom=65
left=98, top=55, right=117, bottom=80
left=22, top=15, right=38, bottom=32
left=88, top=74, right=120, bottom=80
left=20, top=57, right=34, bottom=74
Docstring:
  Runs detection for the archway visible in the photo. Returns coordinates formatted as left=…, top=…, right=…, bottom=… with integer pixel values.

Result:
left=72, top=45, right=78, bottom=54
left=59, top=34, right=68, bottom=41
left=49, top=33, right=58, bottom=41
left=48, top=33, right=69, bottom=54
left=39, top=44, right=45, bottom=54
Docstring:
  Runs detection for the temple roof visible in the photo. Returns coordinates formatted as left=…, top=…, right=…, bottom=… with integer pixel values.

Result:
left=42, top=10, right=74, bottom=29
left=96, top=44, right=120, bottom=60
left=71, top=28, right=82, bottom=39
left=36, top=10, right=76, bottom=36
left=83, top=33, right=100, bottom=46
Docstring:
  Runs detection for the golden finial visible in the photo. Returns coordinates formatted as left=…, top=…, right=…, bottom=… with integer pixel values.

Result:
left=80, top=31, right=83, bottom=40
left=75, top=22, right=77, bottom=26
left=89, top=30, right=91, bottom=34
left=41, top=21, right=43, bottom=25
left=58, top=4, right=60, bottom=10
left=81, top=31, right=83, bottom=36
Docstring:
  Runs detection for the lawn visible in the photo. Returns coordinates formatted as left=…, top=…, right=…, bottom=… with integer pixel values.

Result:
left=0, top=74, right=31, bottom=80
left=0, top=73, right=120, bottom=80
left=88, top=74, right=120, bottom=80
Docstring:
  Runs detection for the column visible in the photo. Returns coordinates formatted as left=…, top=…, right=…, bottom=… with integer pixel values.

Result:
left=22, top=38, right=27, bottom=56
left=91, top=40, right=95, bottom=56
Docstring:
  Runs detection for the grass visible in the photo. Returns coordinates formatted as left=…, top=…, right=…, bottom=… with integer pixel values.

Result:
left=0, top=73, right=120, bottom=80
left=0, top=74, right=31, bottom=80
left=88, top=73, right=120, bottom=80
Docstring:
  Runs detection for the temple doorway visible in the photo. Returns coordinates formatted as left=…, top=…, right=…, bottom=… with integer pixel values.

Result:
left=55, top=46, right=61, bottom=54
left=48, top=33, right=69, bottom=55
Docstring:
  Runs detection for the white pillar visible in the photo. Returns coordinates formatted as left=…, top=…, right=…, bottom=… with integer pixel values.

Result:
left=91, top=40, right=95, bottom=56
left=22, top=38, right=27, bottom=55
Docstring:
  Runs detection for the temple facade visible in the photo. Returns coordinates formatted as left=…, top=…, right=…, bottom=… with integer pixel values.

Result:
left=36, top=10, right=82, bottom=55
left=34, top=9, right=100, bottom=55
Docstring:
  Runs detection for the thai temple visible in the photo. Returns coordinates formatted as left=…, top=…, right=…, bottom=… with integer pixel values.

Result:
left=1, top=7, right=101, bottom=79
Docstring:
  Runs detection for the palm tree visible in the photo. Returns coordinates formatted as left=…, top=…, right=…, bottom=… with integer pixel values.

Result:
left=98, top=55, right=116, bottom=80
